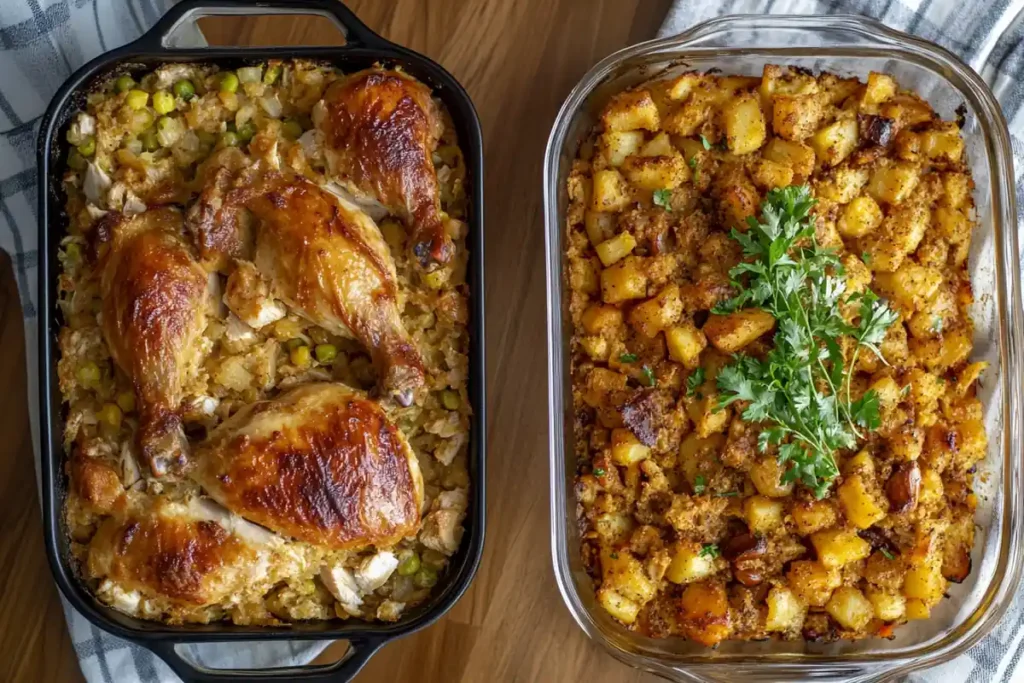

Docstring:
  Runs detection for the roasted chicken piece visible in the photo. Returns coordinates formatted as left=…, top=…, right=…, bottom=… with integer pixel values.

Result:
left=314, top=67, right=454, bottom=269
left=188, top=169, right=425, bottom=405
left=97, top=208, right=209, bottom=477
left=191, top=382, right=424, bottom=550
left=87, top=495, right=284, bottom=613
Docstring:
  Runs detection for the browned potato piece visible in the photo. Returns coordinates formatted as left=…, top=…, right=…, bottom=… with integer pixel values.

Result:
left=723, top=93, right=767, bottom=155
left=602, top=90, right=661, bottom=132
left=679, top=581, right=732, bottom=646
left=703, top=309, right=776, bottom=353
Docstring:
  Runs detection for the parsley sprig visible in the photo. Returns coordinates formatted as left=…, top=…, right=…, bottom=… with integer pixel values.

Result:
left=714, top=186, right=898, bottom=498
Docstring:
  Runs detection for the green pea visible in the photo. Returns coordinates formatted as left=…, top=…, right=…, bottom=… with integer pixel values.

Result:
left=196, top=130, right=218, bottom=147
left=219, top=131, right=240, bottom=148
left=152, top=90, right=175, bottom=115
left=263, top=64, right=282, bottom=85
left=219, top=71, right=239, bottom=93
left=63, top=242, right=82, bottom=264
left=67, top=149, right=87, bottom=171
left=116, top=390, right=136, bottom=413
left=172, top=79, right=196, bottom=101
left=139, top=128, right=159, bottom=152
left=76, top=361, right=101, bottom=386
left=397, top=553, right=421, bottom=576
left=285, top=338, right=306, bottom=351
left=441, top=390, right=461, bottom=411
left=125, top=89, right=149, bottom=110
left=314, top=344, right=337, bottom=364
left=77, top=136, right=96, bottom=157
left=114, top=75, right=136, bottom=93
left=413, top=566, right=438, bottom=589
left=281, top=119, right=303, bottom=140
left=236, top=121, right=256, bottom=142
left=290, top=344, right=312, bottom=368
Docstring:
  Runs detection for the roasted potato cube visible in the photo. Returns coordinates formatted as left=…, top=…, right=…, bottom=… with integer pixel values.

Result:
left=601, top=256, right=648, bottom=303
left=787, top=560, right=841, bottom=607
left=867, top=589, right=906, bottom=622
left=861, top=201, right=930, bottom=273
left=666, top=542, right=719, bottom=584
left=602, top=547, right=657, bottom=604
left=791, top=500, right=838, bottom=535
left=723, top=93, right=767, bottom=155
left=629, top=284, right=683, bottom=337
left=942, top=172, right=972, bottom=209
left=597, top=588, right=641, bottom=624
left=863, top=72, right=897, bottom=105
left=685, top=394, right=730, bottom=438
left=601, top=130, right=645, bottom=167
left=592, top=169, right=633, bottom=212
left=579, top=335, right=609, bottom=361
left=867, top=162, right=921, bottom=205
left=716, top=175, right=761, bottom=230
left=873, top=262, right=943, bottom=312
left=811, top=528, right=872, bottom=568
left=750, top=157, right=795, bottom=190
left=610, top=428, right=651, bottom=465
left=665, top=323, right=707, bottom=368
left=772, top=93, right=824, bottom=141
left=602, top=89, right=661, bottom=132
left=837, top=195, right=883, bottom=238
left=826, top=587, right=874, bottom=631
left=595, top=231, right=637, bottom=267
left=815, top=166, right=869, bottom=203
left=921, top=122, right=964, bottom=162
left=582, top=367, right=628, bottom=408
left=639, top=132, right=675, bottom=157
left=765, top=585, right=807, bottom=633
left=763, top=138, right=816, bottom=178
left=744, top=495, right=785, bottom=534
left=903, top=561, right=946, bottom=607
left=665, top=73, right=702, bottom=101
left=749, top=456, right=794, bottom=498
left=837, top=474, right=887, bottom=529
left=622, top=154, right=690, bottom=191
left=584, top=210, right=616, bottom=246
left=810, top=117, right=859, bottom=167
left=905, top=598, right=930, bottom=620
left=910, top=326, right=973, bottom=371
left=594, top=512, right=635, bottom=545
left=679, top=581, right=732, bottom=646
left=933, top=205, right=972, bottom=244
left=581, top=304, right=624, bottom=336
left=703, top=309, right=776, bottom=353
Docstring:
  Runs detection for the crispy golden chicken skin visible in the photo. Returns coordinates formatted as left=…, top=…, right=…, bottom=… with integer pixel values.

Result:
left=188, top=167, right=426, bottom=406
left=192, top=383, right=424, bottom=551
left=87, top=496, right=275, bottom=607
left=315, top=68, right=454, bottom=269
left=96, top=208, right=209, bottom=477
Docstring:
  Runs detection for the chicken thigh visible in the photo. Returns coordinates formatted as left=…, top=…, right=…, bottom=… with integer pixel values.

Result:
left=188, top=169, right=426, bottom=405
left=191, top=382, right=424, bottom=551
left=97, top=208, right=209, bottom=477
left=314, top=67, right=454, bottom=269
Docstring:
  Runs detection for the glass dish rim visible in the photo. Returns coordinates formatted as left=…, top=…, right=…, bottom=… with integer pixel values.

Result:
left=543, top=12, right=1024, bottom=681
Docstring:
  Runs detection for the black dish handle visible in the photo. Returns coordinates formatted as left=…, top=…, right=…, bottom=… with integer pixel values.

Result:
left=146, top=637, right=384, bottom=683
left=135, top=0, right=389, bottom=51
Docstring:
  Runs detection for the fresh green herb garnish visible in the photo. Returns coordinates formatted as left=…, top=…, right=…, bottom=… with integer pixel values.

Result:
left=900, top=384, right=911, bottom=398
left=861, top=252, right=871, bottom=264
left=686, top=367, right=706, bottom=397
left=880, top=547, right=896, bottom=560
left=593, top=467, right=606, bottom=477
left=640, top=365, right=657, bottom=387
left=610, top=552, right=619, bottom=559
left=693, top=475, right=707, bottom=495
left=930, top=316, right=944, bottom=334
left=653, top=188, right=673, bottom=211
left=716, top=491, right=739, bottom=498
left=619, top=352, right=639, bottom=363
left=699, top=543, right=720, bottom=559
left=700, top=134, right=713, bottom=151
left=688, top=156, right=699, bottom=170
left=713, top=186, right=898, bottom=499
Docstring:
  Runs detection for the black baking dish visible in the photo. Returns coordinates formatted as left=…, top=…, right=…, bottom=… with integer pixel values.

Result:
left=35, top=1, right=486, bottom=681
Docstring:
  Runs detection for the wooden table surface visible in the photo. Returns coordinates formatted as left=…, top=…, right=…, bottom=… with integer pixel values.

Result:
left=0, top=1, right=674, bottom=681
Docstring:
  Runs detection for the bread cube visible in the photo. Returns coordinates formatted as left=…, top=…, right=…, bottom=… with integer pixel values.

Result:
left=703, top=309, right=776, bottom=353
left=837, top=195, right=883, bottom=238
left=723, top=93, right=767, bottom=155
left=787, top=560, right=841, bottom=607
left=666, top=542, right=719, bottom=584
left=602, top=89, right=661, bottom=132
left=837, top=474, right=887, bottom=529
left=772, top=93, right=824, bottom=141
left=810, top=117, right=859, bottom=167
left=810, top=528, right=872, bottom=568
left=601, top=131, right=645, bottom=167
left=601, top=256, right=648, bottom=303
left=744, top=495, right=784, bottom=533
left=826, top=586, right=874, bottom=631
left=582, top=367, right=628, bottom=408
left=862, top=202, right=930, bottom=272
left=685, top=394, right=730, bottom=438
left=594, top=512, right=635, bottom=545
left=595, top=231, right=637, bottom=267
left=610, top=428, right=651, bottom=465
left=765, top=585, right=807, bottom=633
left=665, top=323, right=707, bottom=368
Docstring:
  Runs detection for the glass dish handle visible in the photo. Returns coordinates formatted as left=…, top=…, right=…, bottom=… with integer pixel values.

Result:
left=145, top=638, right=385, bottom=683
left=135, top=0, right=388, bottom=50
left=667, top=663, right=900, bottom=683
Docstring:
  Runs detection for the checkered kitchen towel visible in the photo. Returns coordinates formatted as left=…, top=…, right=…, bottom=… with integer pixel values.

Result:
left=659, top=2, right=1024, bottom=682
left=0, top=1, right=329, bottom=681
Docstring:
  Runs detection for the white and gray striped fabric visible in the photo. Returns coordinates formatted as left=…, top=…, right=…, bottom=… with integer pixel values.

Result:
left=660, top=2, right=1024, bottom=682
left=0, top=1, right=329, bottom=681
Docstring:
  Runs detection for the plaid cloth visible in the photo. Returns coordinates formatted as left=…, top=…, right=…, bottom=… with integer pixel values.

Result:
left=0, top=1, right=329, bottom=681
left=659, top=1, right=1024, bottom=682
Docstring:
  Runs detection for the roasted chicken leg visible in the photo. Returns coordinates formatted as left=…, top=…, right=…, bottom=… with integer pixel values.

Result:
left=191, top=382, right=424, bottom=551
left=97, top=208, right=209, bottom=477
left=188, top=169, right=426, bottom=405
left=314, top=67, right=454, bottom=269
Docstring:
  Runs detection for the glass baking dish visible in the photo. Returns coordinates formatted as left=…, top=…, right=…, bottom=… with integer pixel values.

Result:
left=543, top=14, right=1024, bottom=682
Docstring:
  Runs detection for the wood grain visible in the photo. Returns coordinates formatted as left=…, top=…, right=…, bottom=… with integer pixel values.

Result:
left=0, top=1, right=670, bottom=681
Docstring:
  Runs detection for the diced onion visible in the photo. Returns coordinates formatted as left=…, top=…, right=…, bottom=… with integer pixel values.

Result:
left=83, top=162, right=112, bottom=206
left=237, top=66, right=263, bottom=84
left=258, top=94, right=282, bottom=118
